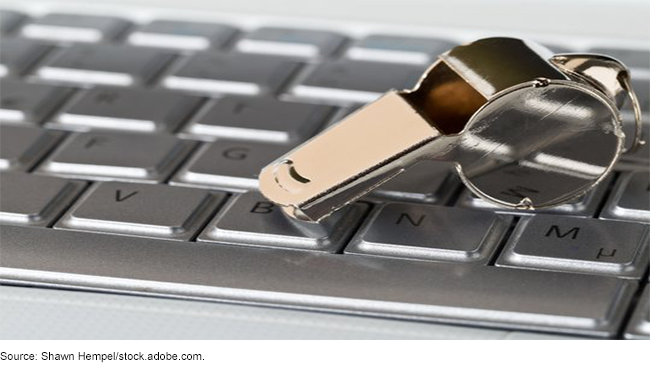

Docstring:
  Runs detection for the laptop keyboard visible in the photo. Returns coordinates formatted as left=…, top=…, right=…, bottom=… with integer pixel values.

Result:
left=0, top=8, right=648, bottom=339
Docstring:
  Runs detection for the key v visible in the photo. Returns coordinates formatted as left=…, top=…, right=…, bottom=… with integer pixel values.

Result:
left=115, top=189, right=138, bottom=202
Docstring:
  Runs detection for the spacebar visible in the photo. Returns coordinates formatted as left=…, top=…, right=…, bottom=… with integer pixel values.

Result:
left=0, top=225, right=635, bottom=337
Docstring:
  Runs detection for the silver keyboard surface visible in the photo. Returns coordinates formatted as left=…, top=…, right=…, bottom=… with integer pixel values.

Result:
left=0, top=7, right=648, bottom=339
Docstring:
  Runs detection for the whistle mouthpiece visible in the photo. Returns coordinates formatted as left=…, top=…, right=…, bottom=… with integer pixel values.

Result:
left=258, top=92, right=442, bottom=222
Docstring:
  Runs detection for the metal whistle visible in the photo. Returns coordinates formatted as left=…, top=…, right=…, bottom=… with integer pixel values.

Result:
left=259, top=37, right=645, bottom=222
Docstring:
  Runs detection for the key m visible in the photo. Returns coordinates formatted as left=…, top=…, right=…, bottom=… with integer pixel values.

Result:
left=545, top=225, right=580, bottom=240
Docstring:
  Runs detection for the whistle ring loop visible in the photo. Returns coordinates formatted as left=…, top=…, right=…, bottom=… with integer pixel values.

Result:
left=619, top=72, right=646, bottom=154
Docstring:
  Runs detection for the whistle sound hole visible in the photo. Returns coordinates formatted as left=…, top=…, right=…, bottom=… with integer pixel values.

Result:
left=406, top=62, right=487, bottom=135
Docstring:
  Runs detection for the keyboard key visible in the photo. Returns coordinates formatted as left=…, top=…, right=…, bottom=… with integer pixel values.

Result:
left=600, top=171, right=650, bottom=223
left=317, top=103, right=364, bottom=130
left=290, top=59, right=424, bottom=103
left=127, top=20, right=237, bottom=50
left=0, top=10, right=27, bottom=34
left=0, top=124, right=63, bottom=171
left=371, top=161, right=456, bottom=203
left=588, top=47, right=649, bottom=69
left=162, top=52, right=301, bottom=96
left=541, top=44, right=573, bottom=53
left=346, top=35, right=454, bottom=64
left=346, top=203, right=511, bottom=263
left=0, top=80, right=73, bottom=124
left=49, top=87, right=202, bottom=133
left=35, top=44, right=174, bottom=86
left=236, top=27, right=346, bottom=58
left=171, top=140, right=291, bottom=190
left=20, top=13, right=130, bottom=43
left=0, top=38, right=52, bottom=77
left=456, top=174, right=612, bottom=217
left=496, top=216, right=649, bottom=278
left=180, top=96, right=334, bottom=143
left=198, top=192, right=366, bottom=251
left=625, top=285, right=650, bottom=339
left=0, top=172, right=84, bottom=227
left=56, top=181, right=225, bottom=240
left=37, top=131, right=195, bottom=182
left=1, top=225, right=637, bottom=337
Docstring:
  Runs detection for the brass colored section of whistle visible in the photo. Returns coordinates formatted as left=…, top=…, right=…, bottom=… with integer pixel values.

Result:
left=258, top=92, right=443, bottom=221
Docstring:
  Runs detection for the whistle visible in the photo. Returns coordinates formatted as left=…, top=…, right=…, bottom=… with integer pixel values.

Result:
left=259, top=37, right=644, bottom=222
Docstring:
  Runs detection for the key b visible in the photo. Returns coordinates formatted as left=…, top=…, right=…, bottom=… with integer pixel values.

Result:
left=260, top=37, right=645, bottom=221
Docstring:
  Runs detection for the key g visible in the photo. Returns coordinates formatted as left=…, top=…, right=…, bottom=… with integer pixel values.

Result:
left=259, top=37, right=645, bottom=222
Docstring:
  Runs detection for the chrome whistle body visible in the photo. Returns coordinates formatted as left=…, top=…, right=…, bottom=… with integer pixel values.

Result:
left=259, top=37, right=644, bottom=222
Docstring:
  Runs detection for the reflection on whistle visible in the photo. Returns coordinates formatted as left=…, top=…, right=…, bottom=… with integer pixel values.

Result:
left=457, top=135, right=607, bottom=180
left=524, top=153, right=607, bottom=179
left=524, top=96, right=596, bottom=121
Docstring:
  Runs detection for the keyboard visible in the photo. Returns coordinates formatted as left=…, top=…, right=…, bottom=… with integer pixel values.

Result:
left=0, top=6, right=648, bottom=340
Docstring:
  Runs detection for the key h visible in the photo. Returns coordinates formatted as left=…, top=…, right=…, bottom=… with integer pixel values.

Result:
left=259, top=37, right=645, bottom=222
